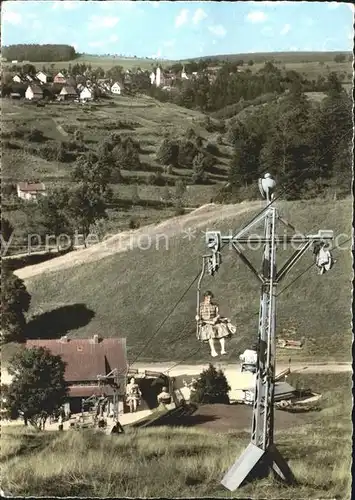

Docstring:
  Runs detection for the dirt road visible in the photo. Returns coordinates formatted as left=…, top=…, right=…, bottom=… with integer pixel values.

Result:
left=1, top=361, right=350, bottom=388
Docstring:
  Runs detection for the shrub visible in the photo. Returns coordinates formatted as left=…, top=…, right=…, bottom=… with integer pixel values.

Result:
left=205, top=142, right=219, bottom=155
left=191, top=153, right=207, bottom=184
left=164, top=164, right=174, bottom=175
left=185, top=127, right=196, bottom=140
left=174, top=198, right=185, bottom=216
left=190, top=364, right=231, bottom=405
left=2, top=141, right=21, bottom=150
left=216, top=135, right=223, bottom=145
left=74, top=129, right=84, bottom=142
left=178, top=140, right=199, bottom=168
left=12, top=127, right=26, bottom=139
left=156, top=138, right=179, bottom=166
left=27, top=128, right=45, bottom=143
left=195, top=136, right=203, bottom=148
left=129, top=218, right=140, bottom=229
left=147, top=172, right=165, bottom=186
left=204, top=153, right=217, bottom=170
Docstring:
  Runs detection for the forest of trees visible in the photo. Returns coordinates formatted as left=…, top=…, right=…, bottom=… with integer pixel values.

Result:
left=2, top=44, right=77, bottom=62
left=224, top=73, right=352, bottom=201
left=148, top=61, right=350, bottom=115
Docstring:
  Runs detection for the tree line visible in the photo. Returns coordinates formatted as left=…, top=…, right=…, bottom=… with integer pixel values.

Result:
left=2, top=44, right=77, bottom=62
left=148, top=60, right=350, bottom=114
left=225, top=74, right=352, bottom=201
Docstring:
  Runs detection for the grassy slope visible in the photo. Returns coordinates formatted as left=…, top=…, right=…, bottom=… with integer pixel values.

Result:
left=1, top=372, right=351, bottom=498
left=9, top=198, right=352, bottom=364
left=2, top=95, right=232, bottom=185
left=193, top=51, right=352, bottom=64
left=2, top=54, right=172, bottom=72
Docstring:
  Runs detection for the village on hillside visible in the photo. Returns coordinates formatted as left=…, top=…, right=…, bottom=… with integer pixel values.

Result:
left=0, top=0, right=353, bottom=497
left=0, top=62, right=223, bottom=102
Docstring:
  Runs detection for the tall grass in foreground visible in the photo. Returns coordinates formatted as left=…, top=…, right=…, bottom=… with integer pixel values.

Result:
left=1, top=374, right=351, bottom=498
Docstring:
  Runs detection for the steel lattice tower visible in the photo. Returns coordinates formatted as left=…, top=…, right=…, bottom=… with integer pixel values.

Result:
left=202, top=174, right=334, bottom=491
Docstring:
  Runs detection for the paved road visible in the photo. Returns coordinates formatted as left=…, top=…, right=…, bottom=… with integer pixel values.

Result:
left=2, top=361, right=351, bottom=386
left=132, top=361, right=352, bottom=376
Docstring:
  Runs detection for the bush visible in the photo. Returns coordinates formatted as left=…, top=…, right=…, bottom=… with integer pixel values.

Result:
left=203, top=153, right=217, bottom=170
left=147, top=172, right=165, bottom=186
left=156, top=138, right=179, bottom=166
left=205, top=142, right=219, bottom=155
left=12, top=127, right=26, bottom=139
left=164, top=164, right=174, bottom=175
left=178, top=140, right=199, bottom=168
left=27, top=128, right=45, bottom=143
left=174, top=198, right=185, bottom=216
left=216, top=135, right=223, bottom=145
left=191, top=153, right=207, bottom=184
left=195, top=136, right=203, bottom=148
left=113, top=141, right=141, bottom=171
left=190, top=364, right=231, bottom=405
left=2, top=141, right=21, bottom=150
left=185, top=127, right=196, bottom=140
left=128, top=218, right=140, bottom=229
left=63, top=124, right=77, bottom=135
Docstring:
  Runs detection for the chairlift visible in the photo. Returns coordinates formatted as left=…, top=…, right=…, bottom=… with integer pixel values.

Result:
left=196, top=231, right=222, bottom=340
left=312, top=240, right=335, bottom=275
left=195, top=232, right=236, bottom=358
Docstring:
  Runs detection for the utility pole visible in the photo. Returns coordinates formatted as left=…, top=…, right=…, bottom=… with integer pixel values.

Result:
left=203, top=174, right=334, bottom=491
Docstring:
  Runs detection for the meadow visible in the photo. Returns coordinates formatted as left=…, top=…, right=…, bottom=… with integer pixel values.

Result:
left=2, top=94, right=229, bottom=246
left=3, top=197, right=351, bottom=367
left=0, top=372, right=351, bottom=498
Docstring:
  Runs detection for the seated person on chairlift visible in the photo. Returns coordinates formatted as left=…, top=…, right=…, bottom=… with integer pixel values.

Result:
left=240, top=343, right=258, bottom=373
left=157, top=386, right=172, bottom=406
left=126, top=377, right=142, bottom=413
left=195, top=291, right=236, bottom=358
left=314, top=242, right=334, bottom=275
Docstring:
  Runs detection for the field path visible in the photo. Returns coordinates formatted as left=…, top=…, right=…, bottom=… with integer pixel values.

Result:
left=15, top=202, right=263, bottom=280
left=52, top=118, right=68, bottom=137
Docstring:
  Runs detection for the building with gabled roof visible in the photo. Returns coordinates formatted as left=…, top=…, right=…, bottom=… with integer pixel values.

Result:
left=17, top=181, right=46, bottom=200
left=25, top=84, right=43, bottom=101
left=26, top=335, right=128, bottom=414
left=54, top=72, right=67, bottom=84
left=59, top=85, right=78, bottom=100
left=111, top=81, right=123, bottom=95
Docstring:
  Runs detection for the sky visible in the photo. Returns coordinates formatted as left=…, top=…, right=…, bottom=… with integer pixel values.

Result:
left=1, top=1, right=354, bottom=60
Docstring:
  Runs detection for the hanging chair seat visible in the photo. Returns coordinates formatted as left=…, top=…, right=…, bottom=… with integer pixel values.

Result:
left=198, top=317, right=236, bottom=342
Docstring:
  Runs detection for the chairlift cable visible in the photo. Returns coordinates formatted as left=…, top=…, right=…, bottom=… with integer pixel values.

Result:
left=277, top=236, right=351, bottom=298
left=164, top=346, right=202, bottom=374
left=128, top=270, right=201, bottom=369
left=127, top=127, right=352, bottom=371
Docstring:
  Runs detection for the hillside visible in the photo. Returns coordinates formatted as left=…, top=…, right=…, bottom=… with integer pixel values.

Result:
left=4, top=51, right=352, bottom=81
left=2, top=94, right=231, bottom=243
left=2, top=54, right=172, bottom=72
left=194, top=51, right=352, bottom=64
left=1, top=95, right=231, bottom=184
left=8, top=198, right=352, bottom=365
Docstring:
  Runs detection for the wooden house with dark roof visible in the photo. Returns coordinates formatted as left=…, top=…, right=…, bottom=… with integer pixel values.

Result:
left=26, top=335, right=128, bottom=414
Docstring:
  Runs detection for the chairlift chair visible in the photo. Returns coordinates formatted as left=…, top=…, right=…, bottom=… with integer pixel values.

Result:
left=312, top=240, right=335, bottom=274
left=196, top=232, right=222, bottom=341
